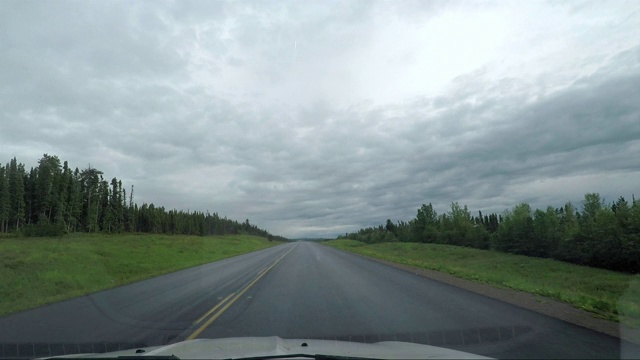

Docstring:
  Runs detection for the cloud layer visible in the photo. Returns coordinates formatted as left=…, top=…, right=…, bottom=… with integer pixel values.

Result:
left=2, top=1, right=639, bottom=238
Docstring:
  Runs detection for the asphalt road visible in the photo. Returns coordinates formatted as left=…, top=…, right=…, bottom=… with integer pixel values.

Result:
left=1, top=241, right=638, bottom=358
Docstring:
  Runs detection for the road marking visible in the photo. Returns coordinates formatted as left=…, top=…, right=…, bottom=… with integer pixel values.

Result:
left=187, top=246, right=295, bottom=340
left=193, top=292, right=235, bottom=325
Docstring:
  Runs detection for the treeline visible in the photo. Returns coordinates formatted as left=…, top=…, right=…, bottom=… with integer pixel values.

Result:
left=0, top=154, right=287, bottom=241
left=338, top=194, right=640, bottom=273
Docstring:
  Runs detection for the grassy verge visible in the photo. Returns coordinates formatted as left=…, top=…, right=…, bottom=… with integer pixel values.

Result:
left=324, top=239, right=640, bottom=327
left=0, top=233, right=280, bottom=317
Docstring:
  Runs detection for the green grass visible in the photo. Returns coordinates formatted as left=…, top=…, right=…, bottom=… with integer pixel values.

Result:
left=0, top=233, right=280, bottom=317
left=324, top=239, right=640, bottom=327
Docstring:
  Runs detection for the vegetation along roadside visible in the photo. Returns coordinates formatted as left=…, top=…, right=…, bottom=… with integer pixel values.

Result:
left=0, top=234, right=280, bottom=317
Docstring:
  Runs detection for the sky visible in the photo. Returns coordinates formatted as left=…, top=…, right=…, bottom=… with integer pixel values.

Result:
left=1, top=0, right=639, bottom=238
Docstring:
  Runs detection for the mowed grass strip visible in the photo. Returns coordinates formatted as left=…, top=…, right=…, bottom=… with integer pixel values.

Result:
left=324, top=239, right=640, bottom=327
left=0, top=233, right=279, bottom=317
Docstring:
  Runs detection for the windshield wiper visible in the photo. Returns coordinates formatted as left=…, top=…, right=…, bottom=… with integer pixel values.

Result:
left=231, top=354, right=384, bottom=360
left=117, top=356, right=180, bottom=360
left=42, top=356, right=180, bottom=360
left=41, top=353, right=382, bottom=360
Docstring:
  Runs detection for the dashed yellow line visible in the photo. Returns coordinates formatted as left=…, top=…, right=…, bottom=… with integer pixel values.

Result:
left=186, top=246, right=295, bottom=340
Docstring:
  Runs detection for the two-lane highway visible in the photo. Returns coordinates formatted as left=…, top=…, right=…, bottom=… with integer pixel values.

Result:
left=0, top=241, right=638, bottom=358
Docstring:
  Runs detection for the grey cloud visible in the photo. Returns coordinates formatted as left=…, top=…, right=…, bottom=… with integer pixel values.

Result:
left=1, top=1, right=638, bottom=238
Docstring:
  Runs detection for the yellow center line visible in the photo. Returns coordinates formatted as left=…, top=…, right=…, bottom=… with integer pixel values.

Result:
left=186, top=246, right=295, bottom=340
left=193, top=292, right=235, bottom=325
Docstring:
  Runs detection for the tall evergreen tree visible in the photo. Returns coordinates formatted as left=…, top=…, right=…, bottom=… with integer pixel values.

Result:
left=35, top=154, right=62, bottom=222
left=110, top=178, right=124, bottom=232
left=8, top=158, right=26, bottom=230
left=127, top=185, right=136, bottom=232
left=65, top=168, right=83, bottom=232
left=99, top=179, right=113, bottom=232
left=80, top=166, right=103, bottom=232
left=0, top=166, right=9, bottom=232
left=25, top=167, right=37, bottom=225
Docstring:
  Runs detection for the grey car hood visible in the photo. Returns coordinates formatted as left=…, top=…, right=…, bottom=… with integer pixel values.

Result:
left=50, top=336, right=492, bottom=359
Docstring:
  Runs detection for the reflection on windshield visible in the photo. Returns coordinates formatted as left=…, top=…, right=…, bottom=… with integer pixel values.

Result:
left=1, top=0, right=639, bottom=359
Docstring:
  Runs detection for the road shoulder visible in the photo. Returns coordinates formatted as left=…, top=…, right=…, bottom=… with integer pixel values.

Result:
left=342, top=250, right=640, bottom=345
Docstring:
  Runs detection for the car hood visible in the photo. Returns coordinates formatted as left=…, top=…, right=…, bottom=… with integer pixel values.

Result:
left=48, top=336, right=492, bottom=359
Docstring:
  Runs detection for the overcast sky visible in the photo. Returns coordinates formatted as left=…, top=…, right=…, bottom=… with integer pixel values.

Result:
left=1, top=1, right=639, bottom=238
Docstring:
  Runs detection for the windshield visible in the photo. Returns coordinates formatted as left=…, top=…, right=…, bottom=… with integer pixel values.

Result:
left=1, top=1, right=639, bottom=359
